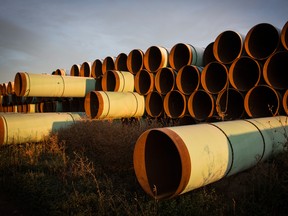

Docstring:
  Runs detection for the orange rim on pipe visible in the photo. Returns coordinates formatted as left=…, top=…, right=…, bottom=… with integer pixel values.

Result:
left=102, top=56, right=115, bottom=75
left=216, top=88, right=245, bottom=120
left=70, top=64, right=81, bottom=76
left=163, top=90, right=187, bottom=119
left=133, top=116, right=288, bottom=200
left=127, top=49, right=145, bottom=74
left=244, top=85, right=281, bottom=118
left=80, top=61, right=92, bottom=77
left=134, top=69, right=155, bottom=95
left=281, top=21, right=288, bottom=51
left=91, top=59, right=103, bottom=79
left=213, top=30, right=244, bottom=64
left=229, top=56, right=261, bottom=92
left=283, top=89, right=288, bottom=115
left=244, top=23, right=281, bottom=60
left=101, top=70, right=134, bottom=92
left=145, top=91, right=164, bottom=118
left=187, top=89, right=215, bottom=121
left=115, top=53, right=128, bottom=71
left=144, top=46, right=169, bottom=73
left=169, top=43, right=204, bottom=71
left=176, top=65, right=202, bottom=95
left=263, top=51, right=288, bottom=90
left=201, top=62, right=229, bottom=94
left=155, top=67, right=177, bottom=95
left=54, top=69, right=66, bottom=76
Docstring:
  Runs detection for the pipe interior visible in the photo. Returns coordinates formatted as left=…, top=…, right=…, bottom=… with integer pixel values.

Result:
left=203, top=42, right=215, bottom=66
left=146, top=92, right=163, bottom=117
left=138, top=70, right=152, bottom=95
left=14, top=73, right=23, bottom=96
left=145, top=130, right=182, bottom=198
left=167, top=91, right=185, bottom=118
left=116, top=53, right=128, bottom=71
left=148, top=47, right=162, bottom=72
left=179, top=66, right=199, bottom=94
left=103, top=57, right=115, bottom=73
left=158, top=68, right=175, bottom=94
left=172, top=44, right=190, bottom=70
left=71, top=65, right=80, bottom=76
left=0, top=117, right=5, bottom=145
left=90, top=92, right=100, bottom=119
left=105, top=71, right=117, bottom=91
left=83, top=63, right=90, bottom=77
left=203, top=63, right=227, bottom=94
left=190, top=91, right=213, bottom=120
left=92, top=59, right=103, bottom=78
left=130, top=50, right=143, bottom=73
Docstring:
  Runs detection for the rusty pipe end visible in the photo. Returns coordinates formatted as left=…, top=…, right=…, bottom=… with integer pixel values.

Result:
left=133, top=128, right=191, bottom=200
left=127, top=49, right=145, bottom=74
left=101, top=70, right=119, bottom=91
left=155, top=67, right=176, bottom=95
left=0, top=115, right=5, bottom=145
left=102, top=56, right=115, bottom=75
left=84, top=91, right=103, bottom=119
left=134, top=69, right=154, bottom=95
left=163, top=90, right=187, bottom=119
left=145, top=91, right=163, bottom=118
left=115, top=53, right=128, bottom=71
left=14, top=72, right=27, bottom=97
left=80, top=62, right=92, bottom=77
left=144, top=46, right=169, bottom=73
left=70, top=64, right=81, bottom=76
left=176, top=65, right=201, bottom=95
left=91, top=59, right=103, bottom=79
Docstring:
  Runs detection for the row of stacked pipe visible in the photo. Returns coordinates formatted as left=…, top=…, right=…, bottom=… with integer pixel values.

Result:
left=1, top=22, right=288, bottom=200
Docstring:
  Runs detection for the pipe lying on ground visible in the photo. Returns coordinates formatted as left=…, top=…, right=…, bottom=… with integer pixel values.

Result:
left=201, top=62, right=228, bottom=94
left=14, top=72, right=97, bottom=97
left=80, top=61, right=92, bottom=77
left=263, top=51, right=288, bottom=90
left=203, top=42, right=216, bottom=66
left=283, top=89, right=288, bottom=115
left=145, top=91, right=164, bottom=118
left=127, top=49, right=145, bottom=74
left=133, top=115, right=288, bottom=200
left=102, top=56, right=115, bottom=75
left=144, top=46, right=169, bottom=73
left=244, top=85, right=282, bottom=118
left=163, top=90, right=187, bottom=118
left=187, top=89, right=215, bottom=121
left=281, top=21, right=288, bottom=51
left=169, top=43, right=204, bottom=71
left=101, top=70, right=134, bottom=92
left=244, top=23, right=281, bottom=60
left=216, top=88, right=245, bottom=120
left=84, top=91, right=145, bottom=119
left=134, top=69, right=155, bottom=95
left=213, top=30, right=244, bottom=64
left=228, top=56, right=262, bottom=91
left=176, top=65, right=202, bottom=95
left=115, top=53, right=128, bottom=71
left=155, top=67, right=177, bottom=95
left=70, top=64, right=81, bottom=76
left=0, top=112, right=84, bottom=145
left=91, top=59, right=103, bottom=79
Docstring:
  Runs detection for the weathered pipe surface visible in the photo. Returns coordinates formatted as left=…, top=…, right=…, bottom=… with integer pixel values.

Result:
left=101, top=70, right=134, bottom=92
left=127, top=49, right=145, bottom=74
left=263, top=51, right=288, bottom=90
left=244, top=85, right=282, bottom=118
left=84, top=91, right=145, bottom=119
left=115, top=53, right=128, bottom=71
left=0, top=112, right=84, bottom=145
left=187, top=89, right=215, bottom=121
left=281, top=21, right=288, bottom=51
left=14, top=72, right=97, bottom=98
left=91, top=59, right=103, bottom=79
left=176, top=65, right=202, bottom=95
left=145, top=91, right=164, bottom=118
left=134, top=69, right=155, bottom=95
left=244, top=23, right=281, bottom=60
left=163, top=90, right=187, bottom=118
left=169, top=43, right=204, bottom=71
left=213, top=30, right=244, bottom=64
left=70, top=64, right=81, bottom=76
left=201, top=62, right=228, bottom=94
left=144, top=46, right=169, bottom=73
left=133, top=116, right=288, bottom=200
left=80, top=61, right=92, bottom=77
left=228, top=56, right=262, bottom=91
left=155, top=67, right=177, bottom=95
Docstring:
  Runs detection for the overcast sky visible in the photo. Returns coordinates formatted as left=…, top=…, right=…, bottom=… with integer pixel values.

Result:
left=0, top=0, right=287, bottom=83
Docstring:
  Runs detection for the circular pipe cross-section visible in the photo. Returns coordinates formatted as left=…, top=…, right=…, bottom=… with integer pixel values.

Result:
left=145, top=91, right=164, bottom=118
left=127, top=49, right=145, bottom=74
left=163, top=90, right=187, bottom=119
left=101, top=70, right=134, bottom=92
left=155, top=67, right=177, bottom=95
left=134, top=69, right=155, bottom=95
left=144, top=46, right=169, bottom=73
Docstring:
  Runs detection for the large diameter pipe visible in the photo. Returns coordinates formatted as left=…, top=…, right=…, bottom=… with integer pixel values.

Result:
left=176, top=65, right=202, bottom=95
left=134, top=69, right=155, bottom=95
left=213, top=30, right=244, bottom=64
left=169, top=43, right=204, bottom=71
left=133, top=116, right=288, bottom=200
left=281, top=21, right=288, bottom=51
left=203, top=42, right=216, bottom=66
left=115, top=53, right=128, bottom=71
left=187, top=89, right=215, bottom=121
left=244, top=85, right=282, bottom=118
left=228, top=56, right=262, bottom=91
left=201, top=62, right=229, bottom=94
left=127, top=49, right=145, bottom=74
left=145, top=91, right=164, bottom=118
left=144, top=46, right=169, bottom=73
left=0, top=112, right=84, bottom=145
left=244, top=23, right=281, bottom=60
left=283, top=89, right=288, bottom=115
left=163, top=90, right=187, bottom=118
left=102, top=56, right=115, bottom=75
left=84, top=91, right=145, bottom=119
left=155, top=67, right=177, bottom=95
left=80, top=61, right=92, bottom=77
left=263, top=51, right=288, bottom=90
left=70, top=64, right=81, bottom=76
left=54, top=69, right=66, bottom=76
left=14, top=72, right=97, bottom=97
left=91, top=59, right=103, bottom=79
left=101, top=70, right=134, bottom=92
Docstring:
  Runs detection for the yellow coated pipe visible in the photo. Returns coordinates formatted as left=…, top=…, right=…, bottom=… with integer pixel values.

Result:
left=145, top=91, right=164, bottom=118
left=14, top=72, right=96, bottom=97
left=134, top=69, right=155, bottom=95
left=127, top=49, right=145, bottom=74
left=101, top=70, right=134, bottom=92
left=144, top=46, right=169, bottom=73
left=133, top=116, right=288, bottom=199
left=169, top=43, right=204, bottom=71
left=0, top=112, right=84, bottom=145
left=84, top=91, right=145, bottom=119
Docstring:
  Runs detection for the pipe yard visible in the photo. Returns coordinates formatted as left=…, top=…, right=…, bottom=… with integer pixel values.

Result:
left=0, top=21, right=288, bottom=200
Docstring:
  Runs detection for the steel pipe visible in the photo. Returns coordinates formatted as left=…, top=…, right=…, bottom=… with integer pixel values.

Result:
left=101, top=70, right=134, bottom=92
left=54, top=69, right=66, bottom=76
left=70, top=64, right=81, bottom=76
left=244, top=85, right=282, bottom=117
left=169, top=43, right=204, bottom=71
left=102, top=56, right=115, bottom=75
left=263, top=51, right=288, bottom=90
left=203, top=42, right=216, bottom=66
left=145, top=91, right=164, bottom=118
left=155, top=67, right=177, bottom=95
left=133, top=116, right=288, bottom=199
left=134, top=69, right=155, bottom=95
left=127, top=49, right=145, bottom=74
left=144, top=46, right=169, bottom=73
left=163, top=90, right=187, bottom=118
left=228, top=56, right=262, bottom=91
left=84, top=91, right=145, bottom=119
left=244, top=23, right=281, bottom=60
left=176, top=65, right=202, bottom=95
left=80, top=61, right=92, bottom=77
left=0, top=112, right=84, bottom=145
left=14, top=72, right=97, bottom=98
left=283, top=89, right=288, bottom=115
left=115, top=53, right=128, bottom=71
left=281, top=21, right=288, bottom=51
left=91, top=59, right=103, bottom=79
